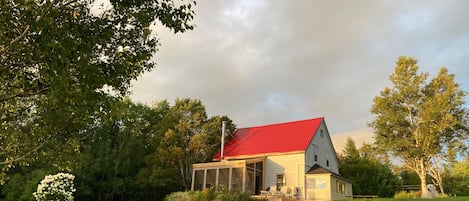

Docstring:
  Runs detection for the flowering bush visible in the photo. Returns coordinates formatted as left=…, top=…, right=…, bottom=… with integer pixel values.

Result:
left=33, top=172, right=76, bottom=201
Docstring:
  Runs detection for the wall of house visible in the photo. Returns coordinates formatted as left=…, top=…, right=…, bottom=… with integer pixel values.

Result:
left=265, top=153, right=305, bottom=197
left=305, top=122, right=339, bottom=174
left=330, top=175, right=353, bottom=200
left=305, top=173, right=331, bottom=201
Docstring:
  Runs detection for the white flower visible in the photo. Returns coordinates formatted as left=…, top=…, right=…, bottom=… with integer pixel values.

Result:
left=33, top=172, right=76, bottom=201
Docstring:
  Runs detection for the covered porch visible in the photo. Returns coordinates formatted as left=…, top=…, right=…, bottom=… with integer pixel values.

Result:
left=192, top=158, right=265, bottom=195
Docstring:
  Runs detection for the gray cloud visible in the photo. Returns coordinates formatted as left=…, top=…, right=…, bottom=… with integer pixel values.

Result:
left=131, top=0, right=469, bottom=135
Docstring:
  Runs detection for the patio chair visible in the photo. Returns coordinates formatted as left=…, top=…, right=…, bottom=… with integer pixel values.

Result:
left=260, top=186, right=271, bottom=197
left=269, top=185, right=278, bottom=196
left=280, top=186, right=295, bottom=199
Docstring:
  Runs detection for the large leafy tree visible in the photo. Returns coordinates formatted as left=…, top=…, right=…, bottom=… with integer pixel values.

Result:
left=369, top=56, right=468, bottom=196
left=0, top=0, right=195, bottom=180
left=73, top=99, right=166, bottom=201
left=153, top=98, right=236, bottom=190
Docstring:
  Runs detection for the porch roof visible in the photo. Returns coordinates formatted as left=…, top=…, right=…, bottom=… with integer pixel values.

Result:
left=307, top=164, right=351, bottom=182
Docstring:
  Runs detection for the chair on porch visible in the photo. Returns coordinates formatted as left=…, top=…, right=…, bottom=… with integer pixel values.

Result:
left=280, top=186, right=295, bottom=199
left=260, top=186, right=278, bottom=197
left=269, top=185, right=279, bottom=196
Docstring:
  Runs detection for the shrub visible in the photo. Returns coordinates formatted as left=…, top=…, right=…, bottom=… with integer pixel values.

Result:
left=33, top=172, right=76, bottom=201
left=393, top=190, right=421, bottom=199
left=164, top=187, right=266, bottom=201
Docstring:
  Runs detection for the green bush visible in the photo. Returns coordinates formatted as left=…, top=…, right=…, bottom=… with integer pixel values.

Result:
left=164, top=187, right=266, bottom=201
left=393, top=191, right=421, bottom=199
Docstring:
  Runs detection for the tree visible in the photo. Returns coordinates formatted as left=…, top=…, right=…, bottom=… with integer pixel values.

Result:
left=0, top=161, right=58, bottom=201
left=339, top=138, right=400, bottom=197
left=444, top=160, right=469, bottom=196
left=73, top=99, right=165, bottom=201
left=0, top=0, right=195, bottom=180
left=155, top=98, right=236, bottom=190
left=342, top=137, right=360, bottom=162
left=369, top=56, right=469, bottom=196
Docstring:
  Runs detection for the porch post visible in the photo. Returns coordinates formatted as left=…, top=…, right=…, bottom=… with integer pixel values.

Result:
left=228, top=167, right=232, bottom=191
left=215, top=168, right=219, bottom=189
left=242, top=165, right=246, bottom=192
left=203, top=169, right=207, bottom=190
left=191, top=167, right=195, bottom=191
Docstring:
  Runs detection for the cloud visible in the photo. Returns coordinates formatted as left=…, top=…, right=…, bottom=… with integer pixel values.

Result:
left=131, top=0, right=469, bottom=136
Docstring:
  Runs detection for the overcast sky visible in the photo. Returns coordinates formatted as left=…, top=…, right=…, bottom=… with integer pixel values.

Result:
left=130, top=0, right=469, bottom=150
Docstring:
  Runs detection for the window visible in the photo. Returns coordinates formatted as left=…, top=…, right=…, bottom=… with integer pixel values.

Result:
left=336, top=180, right=346, bottom=194
left=314, top=154, right=318, bottom=162
left=320, top=129, right=324, bottom=138
left=326, top=160, right=329, bottom=167
left=307, top=177, right=327, bottom=190
left=276, top=174, right=285, bottom=190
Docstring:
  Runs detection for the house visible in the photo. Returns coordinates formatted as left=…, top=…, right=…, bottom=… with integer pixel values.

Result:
left=191, top=117, right=352, bottom=200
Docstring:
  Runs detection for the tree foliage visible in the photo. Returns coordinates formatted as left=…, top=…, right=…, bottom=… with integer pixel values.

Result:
left=0, top=98, right=235, bottom=200
left=153, top=98, right=236, bottom=190
left=72, top=99, right=164, bottom=201
left=339, top=138, right=400, bottom=197
left=444, top=160, right=469, bottom=196
left=342, top=137, right=360, bottom=162
left=0, top=163, right=56, bottom=201
left=369, top=56, right=468, bottom=195
left=0, top=0, right=196, bottom=179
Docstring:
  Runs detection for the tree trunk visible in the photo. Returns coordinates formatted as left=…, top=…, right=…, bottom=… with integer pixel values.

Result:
left=419, top=159, right=428, bottom=198
left=419, top=173, right=427, bottom=198
left=439, top=179, right=445, bottom=195
left=429, top=158, right=445, bottom=195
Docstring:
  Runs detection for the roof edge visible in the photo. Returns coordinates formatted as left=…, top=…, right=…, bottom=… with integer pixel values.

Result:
left=214, top=150, right=305, bottom=161
left=237, top=117, right=324, bottom=131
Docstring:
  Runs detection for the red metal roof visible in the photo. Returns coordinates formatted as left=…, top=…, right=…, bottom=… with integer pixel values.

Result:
left=214, top=117, right=323, bottom=160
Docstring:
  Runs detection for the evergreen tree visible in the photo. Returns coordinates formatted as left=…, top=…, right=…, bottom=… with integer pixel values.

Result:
left=339, top=138, right=400, bottom=197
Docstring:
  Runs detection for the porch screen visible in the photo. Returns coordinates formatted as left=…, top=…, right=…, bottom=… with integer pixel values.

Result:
left=193, top=170, right=204, bottom=191
left=231, top=167, right=243, bottom=191
left=218, top=168, right=229, bottom=188
left=206, top=169, right=216, bottom=188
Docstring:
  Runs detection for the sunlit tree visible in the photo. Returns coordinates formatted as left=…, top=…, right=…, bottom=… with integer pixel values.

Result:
left=369, top=56, right=468, bottom=196
left=0, top=0, right=195, bottom=181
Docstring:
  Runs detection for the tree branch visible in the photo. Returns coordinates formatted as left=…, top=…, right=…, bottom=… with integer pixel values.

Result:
left=0, top=138, right=48, bottom=165
left=4, top=0, right=78, bottom=51
left=0, top=114, right=76, bottom=166
left=8, top=25, right=30, bottom=46
left=0, top=86, right=50, bottom=102
left=55, top=0, right=80, bottom=10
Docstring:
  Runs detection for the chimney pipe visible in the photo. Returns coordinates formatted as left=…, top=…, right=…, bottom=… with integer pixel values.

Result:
left=221, top=121, right=226, bottom=160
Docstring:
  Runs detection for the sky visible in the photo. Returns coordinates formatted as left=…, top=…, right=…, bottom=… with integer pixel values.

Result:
left=129, top=0, right=469, bottom=151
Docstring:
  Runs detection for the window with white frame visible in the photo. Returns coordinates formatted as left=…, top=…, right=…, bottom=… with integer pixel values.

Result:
left=336, top=180, right=346, bottom=194
left=276, top=174, right=285, bottom=190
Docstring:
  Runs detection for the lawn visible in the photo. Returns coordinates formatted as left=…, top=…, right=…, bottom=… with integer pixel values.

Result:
left=350, top=197, right=469, bottom=201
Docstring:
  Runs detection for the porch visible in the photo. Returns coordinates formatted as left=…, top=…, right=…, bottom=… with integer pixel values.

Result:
left=192, top=157, right=265, bottom=195
left=252, top=195, right=299, bottom=200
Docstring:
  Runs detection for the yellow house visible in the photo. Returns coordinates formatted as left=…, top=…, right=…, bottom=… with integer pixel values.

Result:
left=191, top=117, right=352, bottom=200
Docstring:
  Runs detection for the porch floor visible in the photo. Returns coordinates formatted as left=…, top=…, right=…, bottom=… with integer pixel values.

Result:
left=251, top=195, right=301, bottom=201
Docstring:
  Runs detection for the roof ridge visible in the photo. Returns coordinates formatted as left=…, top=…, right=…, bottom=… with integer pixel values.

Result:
left=238, top=117, right=324, bottom=130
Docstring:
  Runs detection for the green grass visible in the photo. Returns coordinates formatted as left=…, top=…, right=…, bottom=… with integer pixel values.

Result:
left=350, top=197, right=469, bottom=201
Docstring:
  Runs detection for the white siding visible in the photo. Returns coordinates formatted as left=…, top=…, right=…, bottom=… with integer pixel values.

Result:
left=265, top=153, right=305, bottom=196
left=305, top=122, right=340, bottom=174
